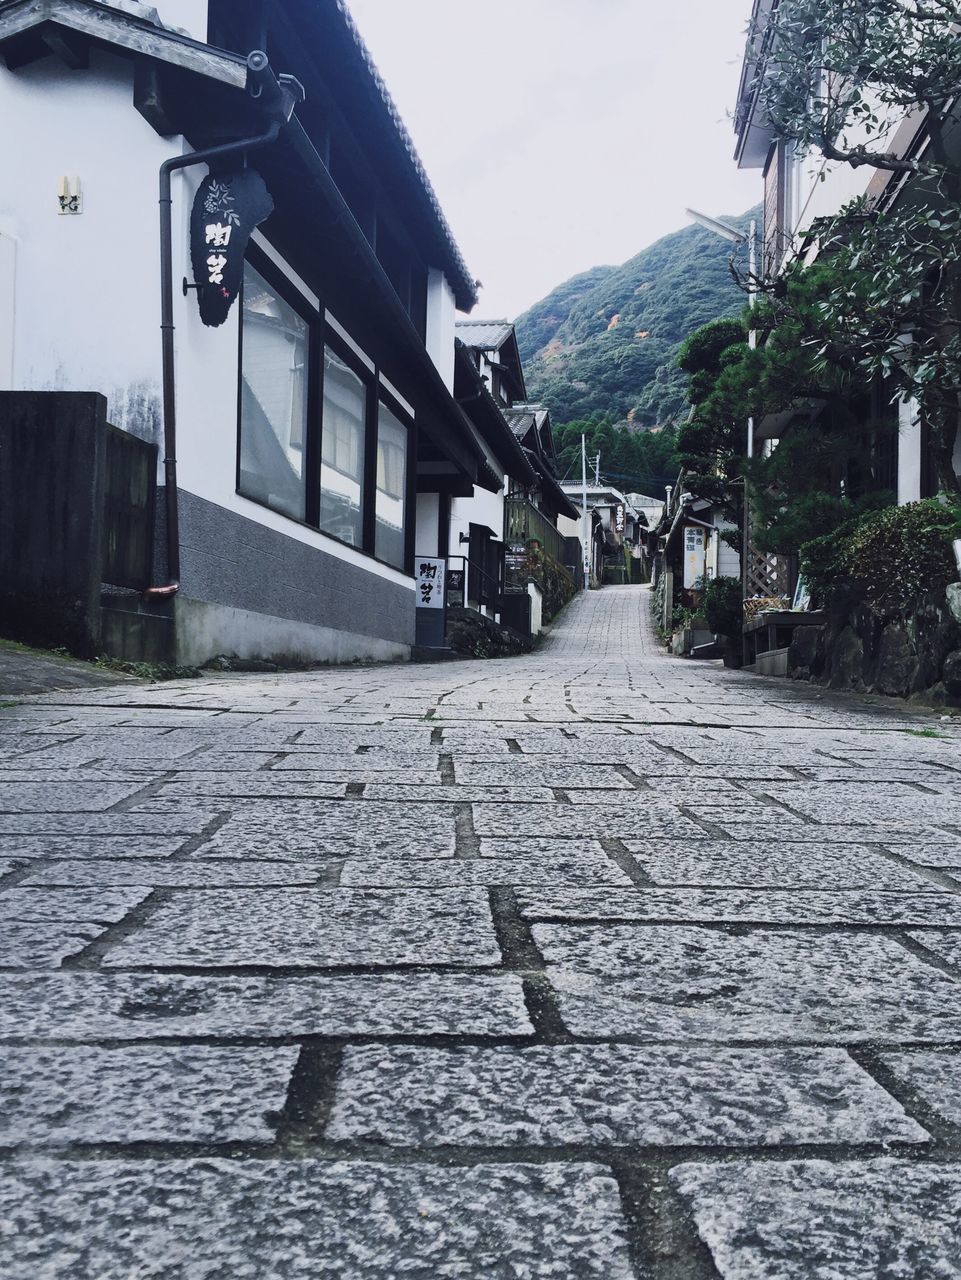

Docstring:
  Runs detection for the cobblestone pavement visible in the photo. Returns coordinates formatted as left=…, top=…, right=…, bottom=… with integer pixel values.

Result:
left=2, top=585, right=961, bottom=1278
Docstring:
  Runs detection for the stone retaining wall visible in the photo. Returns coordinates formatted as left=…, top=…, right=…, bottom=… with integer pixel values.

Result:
left=787, top=584, right=961, bottom=706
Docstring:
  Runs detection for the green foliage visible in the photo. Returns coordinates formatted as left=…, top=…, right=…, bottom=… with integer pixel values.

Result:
left=801, top=497, right=961, bottom=610
left=515, top=211, right=759, bottom=428
left=552, top=416, right=680, bottom=494
left=753, top=0, right=961, bottom=493
left=698, top=576, right=743, bottom=639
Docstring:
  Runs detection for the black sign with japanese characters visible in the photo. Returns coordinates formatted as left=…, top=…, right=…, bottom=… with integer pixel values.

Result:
left=189, top=169, right=274, bottom=327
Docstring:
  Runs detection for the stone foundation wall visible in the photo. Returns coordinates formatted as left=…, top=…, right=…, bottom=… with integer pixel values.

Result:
left=788, top=584, right=961, bottom=706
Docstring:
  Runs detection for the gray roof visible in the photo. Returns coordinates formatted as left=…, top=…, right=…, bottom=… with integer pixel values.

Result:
left=504, top=409, right=537, bottom=441
left=455, top=320, right=515, bottom=351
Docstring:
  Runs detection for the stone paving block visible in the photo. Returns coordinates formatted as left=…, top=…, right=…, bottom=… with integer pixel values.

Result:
left=880, top=1050, right=961, bottom=1124
left=0, top=1158, right=632, bottom=1279
left=154, top=775, right=348, bottom=800
left=671, top=1158, right=961, bottom=1280
left=167, top=752, right=281, bottom=771
left=0, top=835, right=187, bottom=859
left=0, top=972, right=532, bottom=1040
left=0, top=922, right=107, bottom=968
left=270, top=766, right=442, bottom=786
left=473, top=802, right=705, bottom=840
left=478, top=837, right=609, bottom=860
left=273, top=752, right=446, bottom=772
left=886, top=842, right=961, bottom=867
left=517, top=887, right=961, bottom=926
left=339, top=852, right=629, bottom=887
left=197, top=801, right=456, bottom=860
left=0, top=812, right=217, bottom=835
left=0, top=887, right=150, bottom=922
left=327, top=1043, right=926, bottom=1147
left=0, top=781, right=149, bottom=812
left=623, top=839, right=940, bottom=888
left=717, top=820, right=950, bottom=843
left=435, top=731, right=512, bottom=752
left=20, top=860, right=326, bottom=887
left=532, top=924, right=961, bottom=1041
left=908, top=929, right=961, bottom=969
left=455, top=762, right=633, bottom=789
left=294, top=728, right=437, bottom=751
left=361, top=784, right=556, bottom=803
left=0, top=1045, right=297, bottom=1145
left=102, top=888, right=501, bottom=969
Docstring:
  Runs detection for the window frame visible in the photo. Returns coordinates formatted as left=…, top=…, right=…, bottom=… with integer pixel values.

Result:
left=236, top=243, right=414, bottom=575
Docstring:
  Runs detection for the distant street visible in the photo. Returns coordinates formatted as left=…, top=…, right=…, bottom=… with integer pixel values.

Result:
left=2, top=585, right=961, bottom=1277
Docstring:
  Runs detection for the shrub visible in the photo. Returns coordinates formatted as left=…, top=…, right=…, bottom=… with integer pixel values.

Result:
left=802, top=497, right=961, bottom=611
left=699, top=576, right=742, bottom=638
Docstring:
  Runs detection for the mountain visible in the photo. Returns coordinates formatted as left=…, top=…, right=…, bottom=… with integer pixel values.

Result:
left=515, top=208, right=760, bottom=428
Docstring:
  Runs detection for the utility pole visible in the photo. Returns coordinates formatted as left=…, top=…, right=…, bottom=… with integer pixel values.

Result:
left=594, top=452, right=601, bottom=486
left=581, top=434, right=589, bottom=591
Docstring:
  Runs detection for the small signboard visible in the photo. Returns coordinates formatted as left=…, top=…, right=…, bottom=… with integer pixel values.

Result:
left=446, top=566, right=465, bottom=608
left=614, top=503, right=625, bottom=533
left=682, top=525, right=707, bottom=588
left=190, top=169, right=274, bottom=327
left=416, top=558, right=445, bottom=609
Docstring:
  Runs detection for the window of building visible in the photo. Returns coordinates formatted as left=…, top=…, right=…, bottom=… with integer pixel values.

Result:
left=375, top=400, right=408, bottom=568
left=320, top=346, right=366, bottom=547
left=237, top=249, right=412, bottom=572
left=238, top=262, right=309, bottom=521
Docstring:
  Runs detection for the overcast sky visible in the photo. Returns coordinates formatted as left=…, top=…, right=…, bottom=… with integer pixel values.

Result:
left=346, top=0, right=761, bottom=320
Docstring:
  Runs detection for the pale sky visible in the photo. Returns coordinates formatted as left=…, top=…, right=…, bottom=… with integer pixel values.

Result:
left=346, top=0, right=761, bottom=320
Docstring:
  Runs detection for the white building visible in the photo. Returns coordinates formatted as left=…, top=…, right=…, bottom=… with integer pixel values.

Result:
left=0, top=0, right=489, bottom=664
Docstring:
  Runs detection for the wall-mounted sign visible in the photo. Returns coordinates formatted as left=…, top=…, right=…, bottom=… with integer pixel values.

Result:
left=190, top=169, right=273, bottom=327
left=445, top=566, right=465, bottom=607
left=416, top=558, right=445, bottom=609
left=683, top=525, right=707, bottom=588
left=614, top=503, right=625, bottom=533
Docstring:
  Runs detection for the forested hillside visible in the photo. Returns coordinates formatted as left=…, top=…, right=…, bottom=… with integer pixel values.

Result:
left=515, top=208, right=760, bottom=428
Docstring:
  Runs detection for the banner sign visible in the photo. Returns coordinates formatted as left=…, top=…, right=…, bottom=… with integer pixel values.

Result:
left=190, top=169, right=273, bottom=327
left=682, top=525, right=707, bottom=588
left=416, top=558, right=445, bottom=609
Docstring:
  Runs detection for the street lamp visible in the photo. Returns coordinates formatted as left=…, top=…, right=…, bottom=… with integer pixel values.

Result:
left=686, top=208, right=760, bottom=613
left=685, top=208, right=757, bottom=458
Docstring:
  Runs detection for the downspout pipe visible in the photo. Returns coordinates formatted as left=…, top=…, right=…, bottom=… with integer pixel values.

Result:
left=144, top=51, right=294, bottom=600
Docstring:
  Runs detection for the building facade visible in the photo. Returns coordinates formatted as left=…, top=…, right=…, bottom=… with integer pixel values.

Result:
left=0, top=0, right=487, bottom=665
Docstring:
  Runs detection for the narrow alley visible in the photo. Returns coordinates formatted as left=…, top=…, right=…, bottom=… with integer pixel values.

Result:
left=2, top=586, right=961, bottom=1277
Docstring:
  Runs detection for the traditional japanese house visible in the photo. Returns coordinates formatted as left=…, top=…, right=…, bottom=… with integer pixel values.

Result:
left=0, top=0, right=488, bottom=665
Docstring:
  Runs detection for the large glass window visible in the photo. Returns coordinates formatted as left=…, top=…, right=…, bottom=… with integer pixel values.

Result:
left=375, top=401, right=408, bottom=568
left=238, top=263, right=308, bottom=521
left=320, top=346, right=366, bottom=547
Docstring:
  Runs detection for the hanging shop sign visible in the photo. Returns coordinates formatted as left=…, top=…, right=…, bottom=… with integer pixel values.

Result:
left=189, top=169, right=273, bottom=327
left=614, top=503, right=625, bottom=533
left=416, top=558, right=446, bottom=609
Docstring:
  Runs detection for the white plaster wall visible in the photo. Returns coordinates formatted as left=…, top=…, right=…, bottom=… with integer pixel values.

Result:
left=898, top=397, right=922, bottom=505
left=425, top=267, right=455, bottom=390
left=449, top=485, right=504, bottom=555
left=527, top=581, right=543, bottom=635
left=415, top=492, right=440, bottom=557
left=0, top=232, right=14, bottom=388
left=0, top=51, right=174, bottom=440
left=716, top=518, right=741, bottom=580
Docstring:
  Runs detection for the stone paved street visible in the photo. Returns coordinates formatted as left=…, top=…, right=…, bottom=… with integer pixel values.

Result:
left=2, top=585, right=961, bottom=1277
